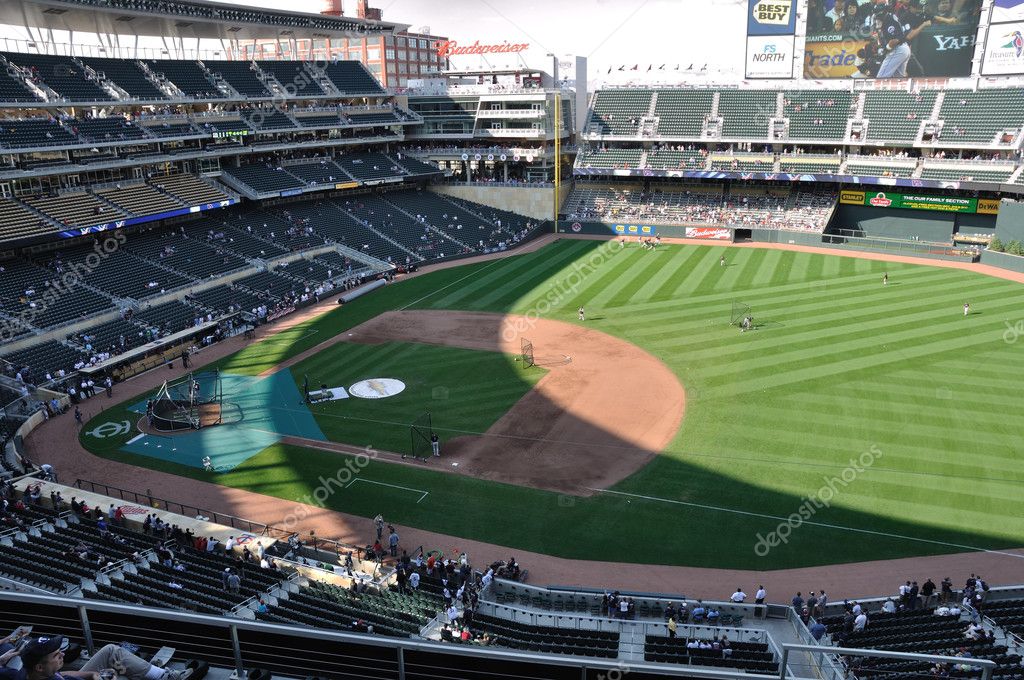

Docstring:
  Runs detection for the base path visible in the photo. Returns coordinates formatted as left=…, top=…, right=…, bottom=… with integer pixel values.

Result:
left=343, top=310, right=686, bottom=495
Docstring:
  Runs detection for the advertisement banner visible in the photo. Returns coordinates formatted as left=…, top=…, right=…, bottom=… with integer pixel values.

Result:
left=993, top=0, right=1024, bottom=23
left=748, top=0, right=797, bottom=35
left=982, top=21, right=1024, bottom=75
left=613, top=224, right=657, bottom=235
left=746, top=35, right=795, bottom=78
left=845, top=190, right=978, bottom=213
left=685, top=227, right=732, bottom=240
left=977, top=199, right=1002, bottom=215
left=803, top=0, right=982, bottom=79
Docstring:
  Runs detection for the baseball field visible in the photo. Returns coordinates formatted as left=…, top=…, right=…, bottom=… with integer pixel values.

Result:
left=81, top=238, right=1024, bottom=570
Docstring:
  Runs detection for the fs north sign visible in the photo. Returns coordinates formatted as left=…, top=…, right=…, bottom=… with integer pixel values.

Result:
left=436, top=40, right=530, bottom=58
left=746, top=35, right=794, bottom=78
left=747, top=0, right=796, bottom=36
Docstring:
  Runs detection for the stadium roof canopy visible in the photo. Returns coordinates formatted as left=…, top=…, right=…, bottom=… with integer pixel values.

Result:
left=1, top=0, right=406, bottom=41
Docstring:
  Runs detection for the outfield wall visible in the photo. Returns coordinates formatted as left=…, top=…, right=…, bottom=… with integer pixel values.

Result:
left=981, top=250, right=1024, bottom=274
left=994, top=201, right=1024, bottom=242
left=430, top=184, right=572, bottom=221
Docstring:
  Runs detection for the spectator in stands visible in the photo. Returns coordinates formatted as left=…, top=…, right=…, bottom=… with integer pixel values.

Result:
left=730, top=588, right=746, bottom=603
left=3, top=634, right=192, bottom=680
left=792, top=592, right=804, bottom=611
left=755, top=585, right=766, bottom=605
left=667, top=616, right=677, bottom=639
left=853, top=610, right=867, bottom=632
left=941, top=577, right=955, bottom=603
left=882, top=598, right=897, bottom=614
left=810, top=620, right=827, bottom=641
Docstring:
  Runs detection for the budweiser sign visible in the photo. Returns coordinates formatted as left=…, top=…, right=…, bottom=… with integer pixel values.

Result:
left=436, top=40, right=530, bottom=58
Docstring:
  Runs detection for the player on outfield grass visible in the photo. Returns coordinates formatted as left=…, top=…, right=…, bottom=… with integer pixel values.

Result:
left=720, top=255, right=726, bottom=267
left=578, top=306, right=586, bottom=321
left=883, top=273, right=888, bottom=286
left=964, top=302, right=970, bottom=316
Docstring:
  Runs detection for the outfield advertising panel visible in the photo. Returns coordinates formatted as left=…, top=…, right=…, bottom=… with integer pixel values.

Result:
left=612, top=224, right=657, bottom=235
left=839, top=190, right=998, bottom=214
left=686, top=227, right=732, bottom=240
left=804, top=0, right=982, bottom=78
left=982, top=21, right=1024, bottom=74
left=748, top=0, right=797, bottom=35
left=992, top=0, right=1024, bottom=23
left=746, top=35, right=796, bottom=78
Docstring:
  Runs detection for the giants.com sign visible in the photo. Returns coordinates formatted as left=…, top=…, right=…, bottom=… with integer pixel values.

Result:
left=747, top=0, right=796, bottom=36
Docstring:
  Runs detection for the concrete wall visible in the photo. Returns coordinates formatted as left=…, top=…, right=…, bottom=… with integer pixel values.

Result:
left=429, top=184, right=568, bottom=221
left=994, top=201, right=1024, bottom=242
left=981, top=249, right=1024, bottom=273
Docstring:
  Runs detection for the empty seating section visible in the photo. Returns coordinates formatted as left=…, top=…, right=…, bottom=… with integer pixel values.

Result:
left=152, top=174, right=229, bottom=205
left=0, top=70, right=40, bottom=102
left=284, top=258, right=333, bottom=284
left=258, top=61, right=325, bottom=96
left=984, top=599, right=1024, bottom=638
left=245, top=109, right=296, bottom=131
left=645, top=636, right=777, bottom=672
left=588, top=90, right=650, bottom=135
left=940, top=89, right=1024, bottom=144
left=244, top=210, right=324, bottom=250
left=142, top=121, right=198, bottom=137
left=266, top=580, right=430, bottom=637
left=4, top=53, right=111, bottom=101
left=437, top=195, right=535, bottom=241
left=0, top=198, right=50, bottom=241
left=71, top=117, right=149, bottom=143
left=148, top=60, right=222, bottom=98
left=126, top=230, right=247, bottom=280
left=645, top=148, right=705, bottom=171
left=845, top=161, right=915, bottom=178
left=654, top=90, right=713, bottom=137
left=346, top=194, right=453, bottom=261
left=709, top=156, right=773, bottom=172
left=394, top=154, right=439, bottom=175
left=291, top=200, right=411, bottom=263
left=0, top=340, right=86, bottom=377
left=204, top=61, right=271, bottom=97
left=0, top=119, right=78, bottom=149
left=61, top=246, right=191, bottom=300
left=198, top=117, right=251, bottom=135
left=335, top=152, right=405, bottom=182
left=919, top=165, right=1015, bottom=183
left=389, top=190, right=501, bottom=249
left=863, top=91, right=935, bottom=143
left=235, top=270, right=302, bottom=299
left=718, top=90, right=776, bottom=138
left=577, top=147, right=643, bottom=169
left=322, top=61, right=384, bottom=94
left=96, top=183, right=182, bottom=215
left=784, top=90, right=852, bottom=141
left=135, top=299, right=203, bottom=333
left=189, top=284, right=268, bottom=314
left=283, top=160, right=347, bottom=186
left=295, top=113, right=343, bottom=128
left=24, top=192, right=125, bottom=228
left=184, top=219, right=289, bottom=259
left=348, top=112, right=401, bottom=126
left=223, top=164, right=306, bottom=194
left=80, top=57, right=166, bottom=100
left=779, top=157, right=841, bottom=174
left=469, top=612, right=618, bottom=658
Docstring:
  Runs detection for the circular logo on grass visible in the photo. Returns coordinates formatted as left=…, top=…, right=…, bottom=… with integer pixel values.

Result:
left=349, top=378, right=406, bottom=399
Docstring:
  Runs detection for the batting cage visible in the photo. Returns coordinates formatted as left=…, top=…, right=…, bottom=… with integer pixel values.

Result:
left=521, top=337, right=535, bottom=368
left=151, top=370, right=223, bottom=431
left=407, top=412, right=433, bottom=460
left=730, top=301, right=751, bottom=326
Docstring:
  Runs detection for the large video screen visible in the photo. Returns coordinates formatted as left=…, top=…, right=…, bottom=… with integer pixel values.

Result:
left=804, top=0, right=983, bottom=79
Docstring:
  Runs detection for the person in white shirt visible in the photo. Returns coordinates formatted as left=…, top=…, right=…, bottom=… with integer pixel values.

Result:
left=853, top=612, right=867, bottom=632
left=755, top=586, right=767, bottom=605
left=731, top=588, right=747, bottom=603
left=687, top=639, right=699, bottom=649
left=882, top=598, right=896, bottom=614
left=409, top=571, right=420, bottom=590
left=225, top=536, right=236, bottom=552
left=446, top=605, right=459, bottom=623
left=852, top=602, right=862, bottom=616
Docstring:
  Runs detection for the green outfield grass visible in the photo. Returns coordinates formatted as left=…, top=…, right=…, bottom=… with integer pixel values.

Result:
left=81, top=239, right=1024, bottom=569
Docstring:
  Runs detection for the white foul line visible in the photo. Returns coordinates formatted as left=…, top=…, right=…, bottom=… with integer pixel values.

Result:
left=347, top=477, right=429, bottom=504
left=586, top=488, right=1024, bottom=560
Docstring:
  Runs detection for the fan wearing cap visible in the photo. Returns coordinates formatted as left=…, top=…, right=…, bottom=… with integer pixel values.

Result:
left=1, top=636, right=191, bottom=680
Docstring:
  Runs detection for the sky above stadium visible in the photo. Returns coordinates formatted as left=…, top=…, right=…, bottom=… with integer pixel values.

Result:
left=0, top=0, right=751, bottom=82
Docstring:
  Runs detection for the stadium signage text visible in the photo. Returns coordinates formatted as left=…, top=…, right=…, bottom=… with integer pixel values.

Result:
left=751, top=2, right=791, bottom=25
left=841, top=190, right=988, bottom=214
left=435, top=40, right=530, bottom=58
